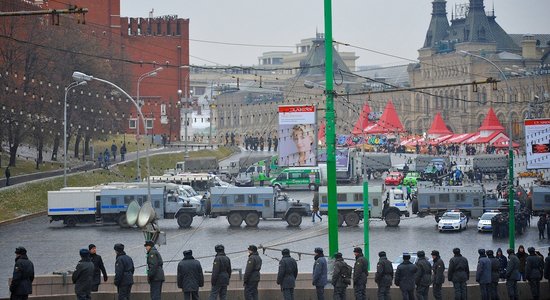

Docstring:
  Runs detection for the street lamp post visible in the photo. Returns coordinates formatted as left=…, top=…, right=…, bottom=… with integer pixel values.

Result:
left=72, top=71, right=153, bottom=202
left=64, top=81, right=87, bottom=187
left=460, top=50, right=515, bottom=249
left=178, top=89, right=191, bottom=159
left=136, top=67, right=163, bottom=180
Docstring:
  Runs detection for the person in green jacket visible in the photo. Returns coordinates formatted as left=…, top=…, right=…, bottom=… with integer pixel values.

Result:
left=145, top=240, right=165, bottom=300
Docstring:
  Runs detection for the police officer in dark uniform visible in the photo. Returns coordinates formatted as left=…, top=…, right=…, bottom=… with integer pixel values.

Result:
left=244, top=245, right=262, bottom=300
left=415, top=250, right=432, bottom=300
left=431, top=250, right=445, bottom=300
left=486, top=250, right=500, bottom=300
left=177, top=250, right=204, bottom=300
left=277, top=248, right=298, bottom=300
left=210, top=244, right=232, bottom=300
left=10, top=246, right=34, bottom=300
left=525, top=247, right=544, bottom=300
left=353, top=247, right=368, bottom=300
left=72, top=249, right=95, bottom=300
left=114, top=243, right=134, bottom=300
left=273, top=136, right=278, bottom=152
left=88, top=244, right=107, bottom=292
left=375, top=251, right=393, bottom=300
left=145, top=240, right=165, bottom=300
left=395, top=253, right=417, bottom=300
left=505, top=248, right=520, bottom=300
left=312, top=247, right=328, bottom=300
left=448, top=247, right=469, bottom=300
left=332, top=252, right=351, bottom=300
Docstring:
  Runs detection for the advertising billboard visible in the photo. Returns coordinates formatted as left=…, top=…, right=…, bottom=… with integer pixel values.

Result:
left=524, top=118, right=550, bottom=170
left=317, top=148, right=350, bottom=172
left=278, top=105, right=317, bottom=167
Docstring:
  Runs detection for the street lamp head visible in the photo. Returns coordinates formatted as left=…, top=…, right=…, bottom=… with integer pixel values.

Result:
left=177, top=89, right=183, bottom=96
left=72, top=71, right=93, bottom=82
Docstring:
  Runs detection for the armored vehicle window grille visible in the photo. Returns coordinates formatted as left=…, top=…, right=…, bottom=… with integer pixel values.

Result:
left=264, top=199, right=270, bottom=207
left=473, top=198, right=480, bottom=206
left=248, top=195, right=258, bottom=204
left=545, top=195, right=550, bottom=203
left=221, top=196, right=228, bottom=205
left=137, top=195, right=147, bottom=205
left=440, top=194, right=450, bottom=202
left=124, top=195, right=135, bottom=204
left=337, top=194, right=347, bottom=202
left=354, top=194, right=362, bottom=202
left=111, top=198, right=117, bottom=205
left=321, top=195, right=328, bottom=203
left=429, top=196, right=436, bottom=204
left=236, top=195, right=245, bottom=203
left=154, top=201, right=160, bottom=208
left=455, top=194, right=465, bottom=202
left=373, top=198, right=379, bottom=206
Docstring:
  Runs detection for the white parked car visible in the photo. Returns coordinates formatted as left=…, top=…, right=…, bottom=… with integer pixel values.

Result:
left=477, top=211, right=500, bottom=232
left=438, top=211, right=468, bottom=232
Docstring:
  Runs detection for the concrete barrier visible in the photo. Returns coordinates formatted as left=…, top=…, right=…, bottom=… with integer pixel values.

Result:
left=4, top=272, right=550, bottom=300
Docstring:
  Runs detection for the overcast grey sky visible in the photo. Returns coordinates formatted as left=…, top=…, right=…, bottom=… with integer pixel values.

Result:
left=121, top=0, right=550, bottom=68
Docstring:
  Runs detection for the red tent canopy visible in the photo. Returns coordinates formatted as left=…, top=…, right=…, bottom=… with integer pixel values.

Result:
left=352, top=103, right=373, bottom=135
left=479, top=107, right=505, bottom=132
left=442, top=133, right=476, bottom=144
left=427, top=112, right=453, bottom=135
left=492, top=136, right=520, bottom=148
left=364, top=100, right=406, bottom=134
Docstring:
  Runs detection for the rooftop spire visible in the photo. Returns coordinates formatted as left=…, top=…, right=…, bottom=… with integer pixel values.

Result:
left=423, top=0, right=450, bottom=48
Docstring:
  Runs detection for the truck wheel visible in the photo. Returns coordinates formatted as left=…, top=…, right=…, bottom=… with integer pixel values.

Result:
left=117, top=214, right=130, bottom=228
left=417, top=212, right=426, bottom=218
left=344, top=212, right=360, bottom=227
left=177, top=213, right=193, bottom=228
left=337, top=213, right=345, bottom=227
left=228, top=212, right=243, bottom=227
left=412, top=198, right=419, bottom=214
left=65, top=216, right=78, bottom=227
left=273, top=184, right=282, bottom=191
left=373, top=171, right=382, bottom=179
left=286, top=212, right=302, bottom=227
left=308, top=183, right=317, bottom=191
left=385, top=210, right=401, bottom=227
left=245, top=212, right=260, bottom=227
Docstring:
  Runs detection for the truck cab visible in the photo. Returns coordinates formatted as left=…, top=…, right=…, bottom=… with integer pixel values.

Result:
left=387, top=188, right=409, bottom=217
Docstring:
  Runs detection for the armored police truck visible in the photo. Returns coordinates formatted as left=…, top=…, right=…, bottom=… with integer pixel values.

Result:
left=529, top=183, right=550, bottom=215
left=48, top=185, right=197, bottom=228
left=175, top=186, right=311, bottom=228
left=316, top=185, right=405, bottom=227
left=413, top=183, right=504, bottom=222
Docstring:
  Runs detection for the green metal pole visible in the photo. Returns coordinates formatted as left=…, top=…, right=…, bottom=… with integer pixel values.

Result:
left=324, top=0, right=339, bottom=257
left=363, top=181, right=370, bottom=270
left=508, top=149, right=515, bottom=250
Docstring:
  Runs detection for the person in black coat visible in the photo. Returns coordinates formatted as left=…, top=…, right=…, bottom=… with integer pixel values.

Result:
left=88, top=244, right=107, bottom=292
left=244, top=245, right=262, bottom=300
left=277, top=248, right=298, bottom=300
left=506, top=248, right=520, bottom=300
left=544, top=247, right=550, bottom=290
left=72, top=249, right=95, bottom=300
left=486, top=250, right=500, bottom=300
left=431, top=250, right=445, bottom=300
left=415, top=250, right=432, bottom=300
left=114, top=243, right=134, bottom=300
left=448, top=247, right=469, bottom=300
left=10, top=246, right=34, bottom=300
left=353, top=247, right=369, bottom=300
left=525, top=247, right=544, bottom=300
left=395, top=253, right=417, bottom=300
left=375, top=251, right=393, bottom=300
left=496, top=248, right=508, bottom=279
left=177, top=250, right=204, bottom=300
left=210, top=244, right=232, bottom=300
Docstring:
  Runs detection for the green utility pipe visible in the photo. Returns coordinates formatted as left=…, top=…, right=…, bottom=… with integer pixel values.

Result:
left=323, top=0, right=339, bottom=257
left=363, top=181, right=370, bottom=270
left=508, top=149, right=515, bottom=250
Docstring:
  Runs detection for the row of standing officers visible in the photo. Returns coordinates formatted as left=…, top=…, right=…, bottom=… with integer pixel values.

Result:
left=10, top=243, right=550, bottom=300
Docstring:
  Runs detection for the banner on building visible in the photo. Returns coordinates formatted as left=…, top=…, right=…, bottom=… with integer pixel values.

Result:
left=278, top=105, right=317, bottom=167
left=524, top=118, right=550, bottom=170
